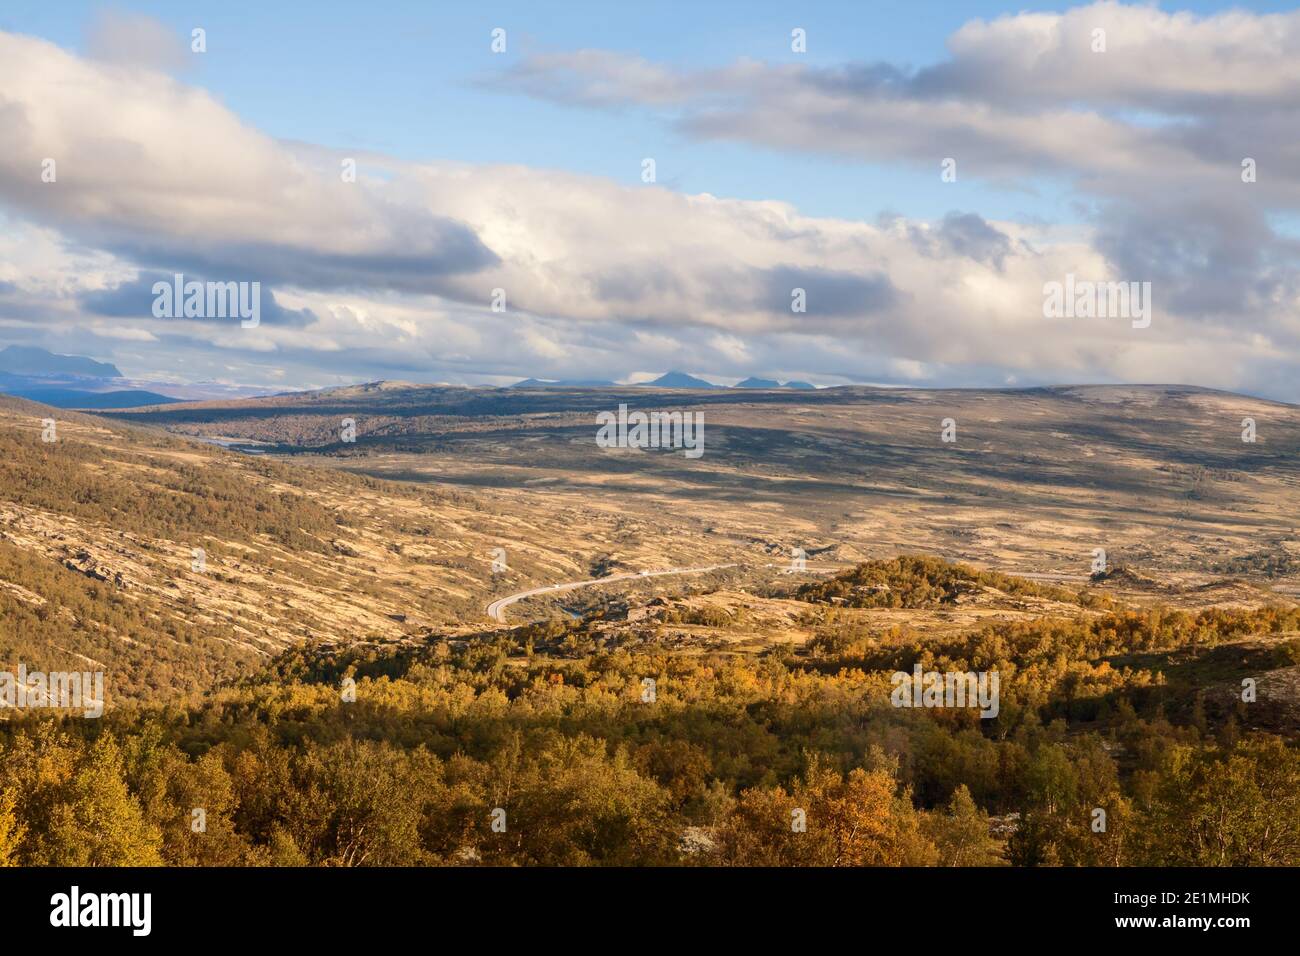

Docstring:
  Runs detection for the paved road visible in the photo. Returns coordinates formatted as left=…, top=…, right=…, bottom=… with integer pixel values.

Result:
left=485, top=563, right=1110, bottom=624
left=486, top=561, right=841, bottom=623
left=487, top=564, right=738, bottom=622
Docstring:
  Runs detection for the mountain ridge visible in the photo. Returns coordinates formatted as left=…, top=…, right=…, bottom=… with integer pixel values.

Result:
left=0, top=345, right=122, bottom=378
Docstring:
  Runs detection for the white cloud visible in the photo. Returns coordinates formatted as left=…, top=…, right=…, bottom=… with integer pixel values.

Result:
left=0, top=12, right=1298, bottom=400
left=83, top=10, right=190, bottom=75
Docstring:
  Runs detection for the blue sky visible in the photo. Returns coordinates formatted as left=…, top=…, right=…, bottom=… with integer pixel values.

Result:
left=1, top=2, right=1298, bottom=398
left=5, top=0, right=1272, bottom=225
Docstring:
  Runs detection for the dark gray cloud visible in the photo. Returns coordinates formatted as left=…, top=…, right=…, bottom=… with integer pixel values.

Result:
left=760, top=266, right=897, bottom=319
left=52, top=216, right=500, bottom=300
left=1093, top=199, right=1290, bottom=320
left=591, top=264, right=688, bottom=304
left=81, top=272, right=318, bottom=328
left=907, top=213, right=1014, bottom=270
left=4, top=13, right=1300, bottom=403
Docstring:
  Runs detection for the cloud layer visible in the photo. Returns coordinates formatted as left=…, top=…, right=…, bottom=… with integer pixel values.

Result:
left=0, top=4, right=1297, bottom=399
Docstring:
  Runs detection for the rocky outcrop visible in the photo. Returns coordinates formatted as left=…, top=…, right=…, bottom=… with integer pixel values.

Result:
left=61, top=549, right=131, bottom=589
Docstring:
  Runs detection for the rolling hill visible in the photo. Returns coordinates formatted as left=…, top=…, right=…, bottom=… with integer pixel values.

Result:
left=1, top=386, right=1299, bottom=868
left=101, top=381, right=1300, bottom=594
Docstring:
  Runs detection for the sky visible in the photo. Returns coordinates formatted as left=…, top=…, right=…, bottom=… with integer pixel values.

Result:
left=0, top=1, right=1298, bottom=399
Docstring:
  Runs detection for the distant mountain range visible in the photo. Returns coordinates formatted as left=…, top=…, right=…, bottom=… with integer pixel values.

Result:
left=509, top=370, right=818, bottom=390
left=7, top=387, right=181, bottom=409
left=0, top=347, right=822, bottom=406
left=0, top=345, right=121, bottom=378
left=735, top=376, right=816, bottom=390
left=0, top=345, right=182, bottom=408
left=642, top=371, right=723, bottom=389
left=511, top=377, right=618, bottom=388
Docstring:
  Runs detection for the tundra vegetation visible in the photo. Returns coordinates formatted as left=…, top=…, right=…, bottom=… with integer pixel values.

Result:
left=4, top=390, right=1299, bottom=866
left=3, top=556, right=1298, bottom=867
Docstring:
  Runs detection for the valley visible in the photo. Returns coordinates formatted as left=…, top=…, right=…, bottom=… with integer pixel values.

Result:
left=1, top=382, right=1298, bottom=867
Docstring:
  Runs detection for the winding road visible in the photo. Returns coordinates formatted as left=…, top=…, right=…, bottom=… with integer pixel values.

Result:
left=484, top=562, right=1099, bottom=624
left=486, top=561, right=846, bottom=623
left=487, top=564, right=739, bottom=622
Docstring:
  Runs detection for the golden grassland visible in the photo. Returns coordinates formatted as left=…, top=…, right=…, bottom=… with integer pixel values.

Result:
left=1, top=385, right=1298, bottom=865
